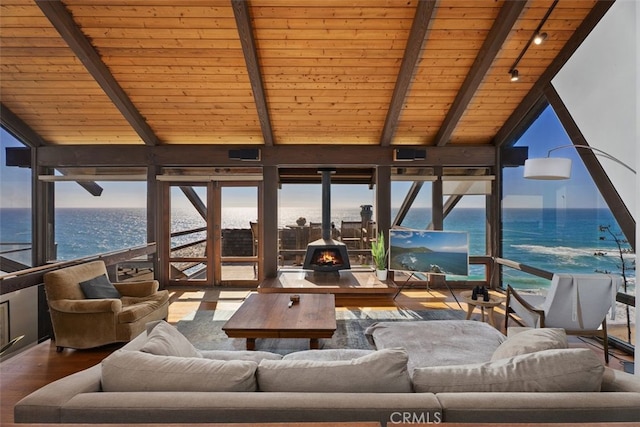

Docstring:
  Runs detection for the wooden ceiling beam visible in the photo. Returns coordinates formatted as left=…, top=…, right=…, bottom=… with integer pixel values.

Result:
left=231, top=0, right=274, bottom=146
left=36, top=145, right=496, bottom=168
left=35, top=0, right=160, bottom=146
left=179, top=186, right=207, bottom=220
left=0, top=103, right=46, bottom=148
left=493, top=0, right=615, bottom=148
left=1, top=104, right=104, bottom=196
left=379, top=0, right=437, bottom=146
left=433, top=1, right=526, bottom=147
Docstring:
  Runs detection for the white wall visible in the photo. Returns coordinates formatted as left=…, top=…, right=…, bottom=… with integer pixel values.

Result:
left=552, top=0, right=637, bottom=219
left=552, top=0, right=638, bottom=375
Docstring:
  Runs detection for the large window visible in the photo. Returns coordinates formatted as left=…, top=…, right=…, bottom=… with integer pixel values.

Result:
left=0, top=129, right=32, bottom=271
left=278, top=182, right=375, bottom=268
left=502, top=105, right=635, bottom=345
left=54, top=180, right=147, bottom=261
left=391, top=171, right=491, bottom=280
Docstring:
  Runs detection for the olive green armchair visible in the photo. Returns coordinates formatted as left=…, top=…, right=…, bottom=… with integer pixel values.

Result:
left=44, top=260, right=169, bottom=352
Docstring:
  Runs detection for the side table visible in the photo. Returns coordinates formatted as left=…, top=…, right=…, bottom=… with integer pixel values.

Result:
left=460, top=290, right=505, bottom=329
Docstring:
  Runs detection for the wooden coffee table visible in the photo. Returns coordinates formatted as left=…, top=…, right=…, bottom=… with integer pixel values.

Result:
left=222, top=293, right=336, bottom=350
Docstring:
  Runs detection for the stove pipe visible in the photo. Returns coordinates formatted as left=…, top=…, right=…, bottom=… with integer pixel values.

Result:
left=321, top=169, right=332, bottom=240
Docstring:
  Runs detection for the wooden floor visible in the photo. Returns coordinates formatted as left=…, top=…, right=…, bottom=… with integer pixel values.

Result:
left=0, top=286, right=633, bottom=425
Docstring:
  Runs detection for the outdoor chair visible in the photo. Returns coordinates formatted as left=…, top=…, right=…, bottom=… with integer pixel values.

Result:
left=250, top=221, right=259, bottom=276
left=44, top=260, right=169, bottom=352
left=340, top=221, right=365, bottom=249
left=308, top=222, right=322, bottom=241
left=505, top=273, right=623, bottom=363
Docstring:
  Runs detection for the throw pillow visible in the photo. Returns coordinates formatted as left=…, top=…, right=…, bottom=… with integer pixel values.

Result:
left=412, top=348, right=603, bottom=393
left=79, top=274, right=121, bottom=299
left=101, top=350, right=257, bottom=392
left=491, top=328, right=567, bottom=361
left=140, top=320, right=202, bottom=358
left=257, top=347, right=411, bottom=393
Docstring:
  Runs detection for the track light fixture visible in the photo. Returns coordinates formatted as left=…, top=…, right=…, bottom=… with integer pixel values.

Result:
left=533, top=32, right=547, bottom=45
left=507, top=0, right=557, bottom=82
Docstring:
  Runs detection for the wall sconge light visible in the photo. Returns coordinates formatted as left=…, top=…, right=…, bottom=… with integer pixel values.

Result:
left=533, top=32, right=547, bottom=45
left=523, top=144, right=636, bottom=180
left=228, top=148, right=261, bottom=161
left=394, top=148, right=427, bottom=161
left=509, top=69, right=519, bottom=82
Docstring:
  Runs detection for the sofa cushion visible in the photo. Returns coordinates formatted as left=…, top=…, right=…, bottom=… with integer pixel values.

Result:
left=412, top=348, right=603, bottom=393
left=365, top=320, right=507, bottom=370
left=283, top=349, right=375, bottom=361
left=201, top=350, right=283, bottom=362
left=139, top=320, right=202, bottom=358
left=491, top=328, right=567, bottom=361
left=79, top=274, right=121, bottom=299
left=257, top=348, right=411, bottom=393
left=101, top=350, right=257, bottom=392
left=117, top=298, right=167, bottom=324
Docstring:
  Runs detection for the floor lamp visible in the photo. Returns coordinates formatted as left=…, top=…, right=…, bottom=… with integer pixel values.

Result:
left=523, top=144, right=636, bottom=179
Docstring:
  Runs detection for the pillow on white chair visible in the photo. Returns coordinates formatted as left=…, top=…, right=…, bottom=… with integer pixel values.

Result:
left=491, top=328, right=567, bottom=361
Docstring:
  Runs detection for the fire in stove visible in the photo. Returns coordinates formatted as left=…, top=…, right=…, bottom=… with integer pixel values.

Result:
left=303, top=240, right=351, bottom=272
left=313, top=249, right=343, bottom=267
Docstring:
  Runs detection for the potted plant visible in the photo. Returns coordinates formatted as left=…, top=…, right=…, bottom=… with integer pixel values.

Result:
left=370, top=231, right=388, bottom=281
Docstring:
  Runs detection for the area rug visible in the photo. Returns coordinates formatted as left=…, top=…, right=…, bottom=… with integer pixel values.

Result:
left=175, top=308, right=464, bottom=355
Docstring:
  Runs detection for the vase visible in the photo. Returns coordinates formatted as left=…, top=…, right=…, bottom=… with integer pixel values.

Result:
left=376, top=269, right=388, bottom=281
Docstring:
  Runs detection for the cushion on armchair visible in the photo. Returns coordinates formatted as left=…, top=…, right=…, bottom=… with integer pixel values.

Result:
left=79, top=274, right=121, bottom=299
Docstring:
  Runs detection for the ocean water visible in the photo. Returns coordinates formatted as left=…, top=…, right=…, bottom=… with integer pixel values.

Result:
left=1, top=207, right=635, bottom=295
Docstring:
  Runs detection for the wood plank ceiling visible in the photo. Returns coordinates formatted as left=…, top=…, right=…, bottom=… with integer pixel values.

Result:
left=1, top=0, right=599, bottom=148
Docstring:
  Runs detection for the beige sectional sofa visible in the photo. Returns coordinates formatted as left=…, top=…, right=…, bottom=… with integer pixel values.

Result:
left=15, top=320, right=640, bottom=425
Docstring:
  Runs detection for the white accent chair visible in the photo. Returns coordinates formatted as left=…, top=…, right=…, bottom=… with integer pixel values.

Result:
left=505, top=273, right=622, bottom=363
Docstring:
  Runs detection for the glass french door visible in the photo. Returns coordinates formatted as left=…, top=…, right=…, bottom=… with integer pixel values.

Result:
left=162, top=181, right=261, bottom=286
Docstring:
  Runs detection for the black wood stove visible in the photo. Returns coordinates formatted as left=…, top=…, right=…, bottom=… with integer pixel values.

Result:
left=302, top=169, right=351, bottom=272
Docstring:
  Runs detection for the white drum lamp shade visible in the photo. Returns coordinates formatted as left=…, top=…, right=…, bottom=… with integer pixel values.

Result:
left=523, top=157, right=572, bottom=180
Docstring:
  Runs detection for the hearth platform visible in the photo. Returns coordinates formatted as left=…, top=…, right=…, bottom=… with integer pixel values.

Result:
left=258, top=269, right=396, bottom=297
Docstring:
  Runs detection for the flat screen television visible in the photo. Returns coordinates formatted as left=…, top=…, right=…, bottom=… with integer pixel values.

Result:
left=388, top=229, right=469, bottom=276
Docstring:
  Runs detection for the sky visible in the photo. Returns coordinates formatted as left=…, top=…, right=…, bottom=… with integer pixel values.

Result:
left=1, top=106, right=605, bottom=211
left=503, top=105, right=606, bottom=210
